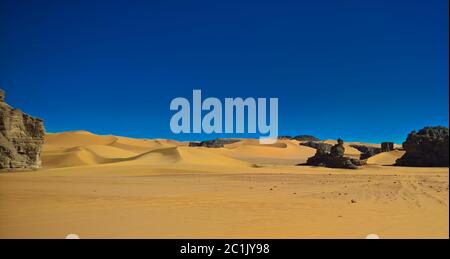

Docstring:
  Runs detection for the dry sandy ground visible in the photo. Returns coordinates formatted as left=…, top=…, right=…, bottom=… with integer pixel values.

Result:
left=0, top=131, right=448, bottom=238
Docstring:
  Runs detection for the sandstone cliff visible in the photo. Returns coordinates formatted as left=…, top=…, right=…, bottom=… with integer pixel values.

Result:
left=0, top=89, right=45, bottom=170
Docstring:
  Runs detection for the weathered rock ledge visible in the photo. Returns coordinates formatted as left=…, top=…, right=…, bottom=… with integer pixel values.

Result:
left=0, top=89, right=45, bottom=170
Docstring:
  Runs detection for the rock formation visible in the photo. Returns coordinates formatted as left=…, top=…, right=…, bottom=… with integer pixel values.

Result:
left=350, top=144, right=382, bottom=160
left=0, top=89, right=45, bottom=170
left=189, top=138, right=240, bottom=148
left=306, top=139, right=366, bottom=169
left=300, top=141, right=332, bottom=153
left=381, top=142, right=394, bottom=152
left=395, top=126, right=449, bottom=167
left=330, top=139, right=345, bottom=157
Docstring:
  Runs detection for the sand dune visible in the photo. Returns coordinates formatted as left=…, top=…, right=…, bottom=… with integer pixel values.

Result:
left=218, top=139, right=316, bottom=165
left=41, top=144, right=146, bottom=168
left=43, top=132, right=181, bottom=168
left=176, top=146, right=252, bottom=167
left=42, top=146, right=115, bottom=168
left=45, top=131, right=179, bottom=151
left=42, top=132, right=407, bottom=168
left=83, top=145, right=138, bottom=158
left=43, top=133, right=313, bottom=168
left=116, top=146, right=252, bottom=168
left=108, top=137, right=179, bottom=153
left=368, top=150, right=406, bottom=165
left=45, top=131, right=117, bottom=147
left=224, top=138, right=287, bottom=148
left=42, top=132, right=252, bottom=168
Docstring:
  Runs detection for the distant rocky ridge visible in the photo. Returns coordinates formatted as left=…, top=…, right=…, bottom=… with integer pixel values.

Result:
left=189, top=138, right=240, bottom=148
left=278, top=135, right=320, bottom=141
left=396, top=126, right=449, bottom=167
left=291, top=135, right=321, bottom=141
left=0, top=89, right=45, bottom=170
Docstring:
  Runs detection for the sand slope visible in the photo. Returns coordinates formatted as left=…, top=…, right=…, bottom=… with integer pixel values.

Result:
left=42, top=145, right=138, bottom=168
left=217, top=139, right=316, bottom=165
left=368, top=150, right=406, bottom=165
left=116, top=146, right=253, bottom=168
left=43, top=132, right=251, bottom=168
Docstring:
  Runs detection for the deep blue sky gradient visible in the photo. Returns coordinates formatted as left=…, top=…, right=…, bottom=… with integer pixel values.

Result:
left=1, top=0, right=448, bottom=143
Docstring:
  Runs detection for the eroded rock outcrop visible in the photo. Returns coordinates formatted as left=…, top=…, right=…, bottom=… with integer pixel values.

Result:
left=306, top=139, right=366, bottom=169
left=300, top=141, right=332, bottom=153
left=351, top=142, right=397, bottom=160
left=350, top=145, right=382, bottom=160
left=0, top=89, right=45, bottom=170
left=395, top=126, right=449, bottom=167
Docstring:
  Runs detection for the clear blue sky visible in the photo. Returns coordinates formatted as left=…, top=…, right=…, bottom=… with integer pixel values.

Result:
left=1, top=0, right=448, bottom=143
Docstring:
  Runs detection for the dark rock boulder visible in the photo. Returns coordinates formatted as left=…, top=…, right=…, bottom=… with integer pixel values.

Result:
left=0, top=89, right=45, bottom=170
left=306, top=139, right=366, bottom=169
left=189, top=138, right=240, bottom=148
left=395, top=126, right=449, bottom=167
left=330, top=138, right=345, bottom=157
left=306, top=151, right=366, bottom=169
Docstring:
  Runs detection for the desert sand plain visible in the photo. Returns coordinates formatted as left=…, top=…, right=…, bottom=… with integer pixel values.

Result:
left=0, top=131, right=448, bottom=238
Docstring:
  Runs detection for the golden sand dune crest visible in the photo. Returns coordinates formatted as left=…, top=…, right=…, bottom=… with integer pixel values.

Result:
left=43, top=131, right=178, bottom=168
left=42, top=146, right=117, bottom=168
